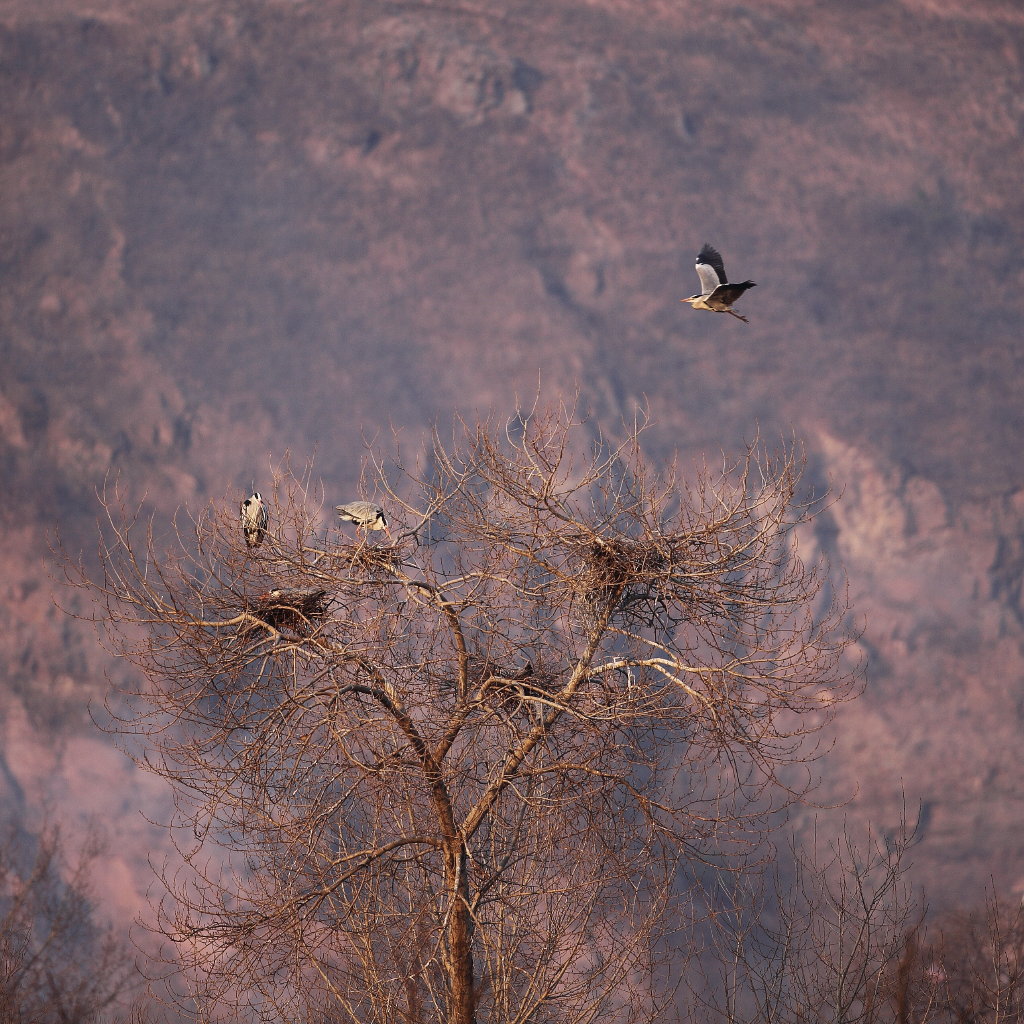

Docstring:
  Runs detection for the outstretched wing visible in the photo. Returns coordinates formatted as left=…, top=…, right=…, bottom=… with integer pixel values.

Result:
left=712, top=280, right=756, bottom=304
left=695, top=243, right=727, bottom=294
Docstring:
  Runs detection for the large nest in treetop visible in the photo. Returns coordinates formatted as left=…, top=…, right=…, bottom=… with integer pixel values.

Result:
left=331, top=541, right=402, bottom=574
left=583, top=537, right=671, bottom=586
left=249, top=587, right=332, bottom=634
left=573, top=535, right=686, bottom=619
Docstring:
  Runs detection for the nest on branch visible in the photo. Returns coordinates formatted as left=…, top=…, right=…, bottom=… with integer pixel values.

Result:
left=329, top=541, right=402, bottom=574
left=249, top=587, right=332, bottom=634
left=574, top=534, right=697, bottom=628
left=472, top=658, right=562, bottom=718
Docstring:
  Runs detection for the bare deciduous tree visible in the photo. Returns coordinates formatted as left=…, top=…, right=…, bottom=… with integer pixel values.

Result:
left=687, top=814, right=922, bottom=1024
left=897, top=888, right=1024, bottom=1024
left=0, top=820, right=138, bottom=1024
left=69, top=405, right=860, bottom=1024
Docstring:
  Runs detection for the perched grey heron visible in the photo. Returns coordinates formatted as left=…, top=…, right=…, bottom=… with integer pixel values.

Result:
left=336, top=501, right=390, bottom=539
left=681, top=243, right=756, bottom=323
left=240, top=491, right=268, bottom=548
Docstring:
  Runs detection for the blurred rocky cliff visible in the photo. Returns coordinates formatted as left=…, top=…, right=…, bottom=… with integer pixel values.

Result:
left=1, top=0, right=1023, bottom=920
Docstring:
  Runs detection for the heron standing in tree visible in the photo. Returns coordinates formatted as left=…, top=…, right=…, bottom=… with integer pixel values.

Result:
left=681, top=243, right=756, bottom=323
left=240, top=491, right=268, bottom=548
left=336, top=501, right=390, bottom=540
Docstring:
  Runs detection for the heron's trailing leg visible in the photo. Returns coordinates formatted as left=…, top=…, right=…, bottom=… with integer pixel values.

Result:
left=725, top=309, right=749, bottom=324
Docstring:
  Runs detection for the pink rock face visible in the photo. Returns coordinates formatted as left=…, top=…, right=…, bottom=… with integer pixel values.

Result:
left=0, top=0, right=1023, bottom=938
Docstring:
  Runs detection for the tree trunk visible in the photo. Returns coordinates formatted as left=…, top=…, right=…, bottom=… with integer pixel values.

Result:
left=447, top=843, right=476, bottom=1024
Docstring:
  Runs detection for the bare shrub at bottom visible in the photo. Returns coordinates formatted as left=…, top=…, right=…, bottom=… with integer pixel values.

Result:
left=0, top=821, right=138, bottom=1024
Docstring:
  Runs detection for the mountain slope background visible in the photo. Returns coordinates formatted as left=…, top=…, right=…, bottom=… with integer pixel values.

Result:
left=2, top=0, right=1023, bottom=927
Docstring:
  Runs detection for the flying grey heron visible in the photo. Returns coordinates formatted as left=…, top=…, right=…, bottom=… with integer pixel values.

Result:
left=240, top=491, right=268, bottom=548
left=681, top=243, right=756, bottom=323
left=336, top=501, right=390, bottom=539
